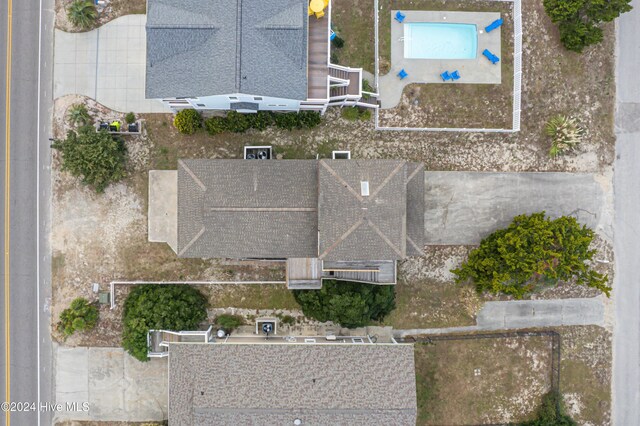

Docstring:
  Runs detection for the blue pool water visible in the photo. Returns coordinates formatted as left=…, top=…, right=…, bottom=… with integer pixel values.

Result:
left=404, top=22, right=478, bottom=59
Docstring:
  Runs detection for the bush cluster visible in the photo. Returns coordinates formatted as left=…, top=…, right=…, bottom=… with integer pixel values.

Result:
left=173, top=109, right=202, bottom=134
left=518, top=391, right=576, bottom=426
left=122, top=285, right=208, bottom=361
left=452, top=212, right=611, bottom=298
left=51, top=126, right=126, bottom=193
left=57, top=298, right=99, bottom=338
left=204, top=111, right=322, bottom=135
left=543, top=0, right=632, bottom=52
left=293, top=280, right=396, bottom=328
left=215, top=314, right=244, bottom=331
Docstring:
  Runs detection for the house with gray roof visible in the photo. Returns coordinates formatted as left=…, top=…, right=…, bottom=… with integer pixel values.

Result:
left=145, top=0, right=377, bottom=113
left=168, top=343, right=417, bottom=425
left=179, top=159, right=424, bottom=287
left=150, top=159, right=425, bottom=288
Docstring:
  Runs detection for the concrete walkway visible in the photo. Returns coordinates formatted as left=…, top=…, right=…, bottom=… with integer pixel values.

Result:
left=424, top=171, right=612, bottom=245
left=54, top=14, right=169, bottom=113
left=394, top=297, right=605, bottom=337
left=54, top=346, right=167, bottom=423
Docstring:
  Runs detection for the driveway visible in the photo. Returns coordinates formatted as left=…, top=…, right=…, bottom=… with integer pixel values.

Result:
left=54, top=14, right=169, bottom=113
left=424, top=172, right=611, bottom=245
left=395, top=296, right=605, bottom=337
left=54, top=346, right=167, bottom=423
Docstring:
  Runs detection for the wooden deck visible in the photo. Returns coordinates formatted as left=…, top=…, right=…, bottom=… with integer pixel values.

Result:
left=308, top=14, right=329, bottom=99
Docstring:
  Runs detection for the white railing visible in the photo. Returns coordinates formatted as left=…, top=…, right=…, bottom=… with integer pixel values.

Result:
left=374, top=0, right=523, bottom=132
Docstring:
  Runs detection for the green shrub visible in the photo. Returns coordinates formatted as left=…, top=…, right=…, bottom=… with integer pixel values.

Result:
left=331, top=35, right=345, bottom=49
left=67, top=103, right=91, bottom=127
left=225, top=111, right=251, bottom=133
left=51, top=126, right=126, bottom=193
left=330, top=52, right=339, bottom=64
left=518, top=391, right=576, bottom=426
left=57, top=298, right=99, bottom=338
left=125, top=112, right=136, bottom=124
left=67, top=0, right=97, bottom=30
left=341, top=107, right=371, bottom=121
left=452, top=212, right=611, bottom=298
left=279, top=315, right=296, bottom=326
left=546, top=114, right=585, bottom=157
left=293, top=280, right=396, bottom=328
left=543, top=0, right=631, bottom=52
left=245, top=111, right=274, bottom=131
left=204, top=116, right=228, bottom=135
left=173, top=109, right=202, bottom=134
left=215, top=314, right=245, bottom=331
left=273, top=112, right=299, bottom=131
left=122, top=285, right=208, bottom=361
left=297, top=111, right=322, bottom=128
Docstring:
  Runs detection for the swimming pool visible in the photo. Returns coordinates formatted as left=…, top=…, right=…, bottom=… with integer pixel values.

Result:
left=404, top=22, right=478, bottom=59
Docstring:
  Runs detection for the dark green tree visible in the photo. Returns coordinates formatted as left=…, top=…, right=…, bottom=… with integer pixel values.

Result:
left=51, top=126, right=126, bottom=193
left=215, top=314, right=244, bottom=331
left=293, top=280, right=395, bottom=328
left=122, top=285, right=208, bottom=361
left=57, top=298, right=99, bottom=338
left=452, top=212, right=610, bottom=298
left=543, top=0, right=632, bottom=52
left=518, top=391, right=577, bottom=426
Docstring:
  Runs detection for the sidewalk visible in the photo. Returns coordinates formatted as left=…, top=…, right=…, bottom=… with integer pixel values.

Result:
left=54, top=346, right=167, bottom=423
left=54, top=14, right=169, bottom=113
left=394, top=297, right=605, bottom=337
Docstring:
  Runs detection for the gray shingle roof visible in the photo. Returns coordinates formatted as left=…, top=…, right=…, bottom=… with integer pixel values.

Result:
left=406, top=162, right=425, bottom=256
left=145, top=0, right=309, bottom=100
left=177, top=159, right=318, bottom=258
left=169, top=343, right=417, bottom=426
left=318, top=160, right=407, bottom=261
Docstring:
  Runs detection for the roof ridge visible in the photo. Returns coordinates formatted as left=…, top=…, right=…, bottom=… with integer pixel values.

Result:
left=179, top=160, right=207, bottom=192
left=368, top=220, right=404, bottom=258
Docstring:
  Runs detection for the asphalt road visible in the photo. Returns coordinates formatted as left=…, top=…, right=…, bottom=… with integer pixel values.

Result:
left=613, top=0, right=640, bottom=423
left=1, top=0, right=54, bottom=424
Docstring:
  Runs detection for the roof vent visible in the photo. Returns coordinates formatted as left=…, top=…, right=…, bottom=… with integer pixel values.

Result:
left=360, top=181, right=369, bottom=196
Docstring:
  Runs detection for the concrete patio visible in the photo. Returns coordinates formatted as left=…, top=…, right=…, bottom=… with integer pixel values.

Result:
left=148, top=170, right=177, bottom=252
left=54, top=14, right=169, bottom=113
left=379, top=11, right=502, bottom=109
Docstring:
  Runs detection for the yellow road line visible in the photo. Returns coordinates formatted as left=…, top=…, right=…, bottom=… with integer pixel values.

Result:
left=4, top=0, right=11, bottom=424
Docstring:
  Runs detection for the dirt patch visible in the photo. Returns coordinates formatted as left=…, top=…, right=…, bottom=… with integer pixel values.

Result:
left=414, top=334, right=553, bottom=424
left=55, top=0, right=146, bottom=32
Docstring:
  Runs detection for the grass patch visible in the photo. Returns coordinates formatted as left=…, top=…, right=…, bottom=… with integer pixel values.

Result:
left=385, top=278, right=483, bottom=329
left=414, top=335, right=553, bottom=424
left=331, top=0, right=376, bottom=73
left=203, top=285, right=300, bottom=311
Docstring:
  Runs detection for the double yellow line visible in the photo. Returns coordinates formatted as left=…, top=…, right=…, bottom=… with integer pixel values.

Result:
left=4, top=0, right=12, bottom=424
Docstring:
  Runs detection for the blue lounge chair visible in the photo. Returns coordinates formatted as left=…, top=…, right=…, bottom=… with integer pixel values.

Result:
left=330, top=29, right=336, bottom=41
left=398, top=68, right=408, bottom=79
left=450, top=70, right=460, bottom=80
left=395, top=11, right=406, bottom=23
left=482, top=49, right=500, bottom=64
left=440, top=71, right=452, bottom=81
left=485, top=18, right=503, bottom=33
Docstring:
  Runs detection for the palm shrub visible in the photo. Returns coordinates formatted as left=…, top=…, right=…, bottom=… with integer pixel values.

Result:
left=545, top=115, right=585, bottom=157
left=173, top=109, right=202, bottom=134
left=67, top=0, right=98, bottom=30
left=293, top=280, right=396, bottom=328
left=57, top=298, right=99, bottom=338
left=452, top=212, right=611, bottom=298
left=67, top=103, right=91, bottom=127
left=122, top=285, right=208, bottom=361
left=51, top=126, right=126, bottom=192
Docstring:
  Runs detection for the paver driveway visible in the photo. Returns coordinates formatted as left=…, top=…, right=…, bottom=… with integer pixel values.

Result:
left=54, top=14, right=169, bottom=113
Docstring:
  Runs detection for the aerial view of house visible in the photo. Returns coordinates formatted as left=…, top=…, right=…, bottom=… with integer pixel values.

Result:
left=1, top=0, right=639, bottom=425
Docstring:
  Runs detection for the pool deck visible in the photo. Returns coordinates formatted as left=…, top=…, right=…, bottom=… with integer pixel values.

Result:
left=379, top=11, right=502, bottom=109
